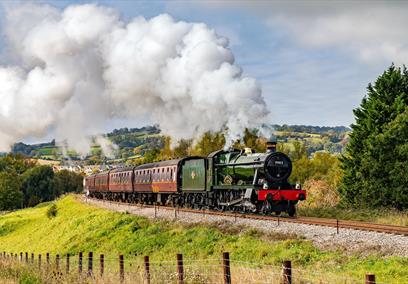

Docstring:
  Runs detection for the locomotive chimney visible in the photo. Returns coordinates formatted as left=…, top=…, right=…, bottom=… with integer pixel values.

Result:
left=266, top=141, right=277, bottom=153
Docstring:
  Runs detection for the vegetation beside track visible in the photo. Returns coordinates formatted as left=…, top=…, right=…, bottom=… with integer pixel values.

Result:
left=297, top=206, right=408, bottom=227
left=0, top=195, right=407, bottom=283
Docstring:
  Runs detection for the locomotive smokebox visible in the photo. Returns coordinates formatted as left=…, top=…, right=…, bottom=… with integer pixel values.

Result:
left=266, top=141, right=277, bottom=153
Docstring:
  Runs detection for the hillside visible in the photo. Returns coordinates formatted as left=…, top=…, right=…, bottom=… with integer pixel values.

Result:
left=10, top=126, right=162, bottom=164
left=0, top=195, right=406, bottom=283
left=7, top=125, right=349, bottom=165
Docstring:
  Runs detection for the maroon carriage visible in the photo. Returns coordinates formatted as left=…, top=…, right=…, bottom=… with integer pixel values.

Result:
left=109, top=167, right=134, bottom=193
left=95, top=171, right=110, bottom=193
left=134, top=160, right=179, bottom=193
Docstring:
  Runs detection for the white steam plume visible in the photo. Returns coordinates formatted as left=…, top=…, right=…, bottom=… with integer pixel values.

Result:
left=95, top=136, right=118, bottom=159
left=0, top=3, right=271, bottom=155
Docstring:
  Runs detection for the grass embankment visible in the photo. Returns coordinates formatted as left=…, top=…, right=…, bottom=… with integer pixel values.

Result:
left=298, top=206, right=408, bottom=226
left=0, top=195, right=407, bottom=283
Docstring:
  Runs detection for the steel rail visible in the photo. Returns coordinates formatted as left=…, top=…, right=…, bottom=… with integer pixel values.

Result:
left=88, top=197, right=408, bottom=236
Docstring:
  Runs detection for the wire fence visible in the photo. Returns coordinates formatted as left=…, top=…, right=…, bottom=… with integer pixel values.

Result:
left=0, top=251, right=383, bottom=284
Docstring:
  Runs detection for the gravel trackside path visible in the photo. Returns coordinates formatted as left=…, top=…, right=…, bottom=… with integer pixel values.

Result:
left=83, top=197, right=408, bottom=257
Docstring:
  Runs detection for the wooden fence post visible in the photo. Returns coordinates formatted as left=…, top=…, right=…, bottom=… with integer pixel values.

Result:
left=38, top=254, right=41, bottom=270
left=100, top=254, right=104, bottom=278
left=31, top=253, right=34, bottom=264
left=46, top=253, right=50, bottom=265
left=20, top=252, right=23, bottom=262
left=282, top=260, right=292, bottom=284
left=177, top=253, right=184, bottom=284
left=79, top=252, right=83, bottom=274
left=56, top=255, right=60, bottom=270
left=223, top=252, right=231, bottom=284
left=119, top=255, right=124, bottom=283
left=88, top=252, right=93, bottom=277
left=366, top=274, right=376, bottom=284
left=25, top=252, right=28, bottom=263
left=144, top=256, right=151, bottom=284
left=66, top=254, right=70, bottom=274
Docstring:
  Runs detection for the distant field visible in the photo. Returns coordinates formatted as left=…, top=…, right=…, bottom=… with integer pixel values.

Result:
left=38, top=147, right=56, bottom=155
left=275, top=131, right=322, bottom=138
left=0, top=195, right=406, bottom=283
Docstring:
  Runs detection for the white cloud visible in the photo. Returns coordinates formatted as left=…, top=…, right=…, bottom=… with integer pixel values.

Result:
left=203, top=1, right=408, bottom=65
left=267, top=2, right=408, bottom=64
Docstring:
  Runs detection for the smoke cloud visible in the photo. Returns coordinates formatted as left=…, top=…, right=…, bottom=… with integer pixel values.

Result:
left=0, top=3, right=270, bottom=155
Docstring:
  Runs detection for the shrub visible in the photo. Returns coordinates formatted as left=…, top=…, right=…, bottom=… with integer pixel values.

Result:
left=46, top=203, right=58, bottom=218
left=299, top=179, right=340, bottom=208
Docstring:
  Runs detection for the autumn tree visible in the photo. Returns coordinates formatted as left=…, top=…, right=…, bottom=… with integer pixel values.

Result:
left=192, top=132, right=226, bottom=156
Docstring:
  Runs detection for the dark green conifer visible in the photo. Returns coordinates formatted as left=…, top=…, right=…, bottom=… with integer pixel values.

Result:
left=340, top=65, right=408, bottom=209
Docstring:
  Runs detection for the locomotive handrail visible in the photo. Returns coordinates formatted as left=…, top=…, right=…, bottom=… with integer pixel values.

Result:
left=214, top=161, right=264, bottom=167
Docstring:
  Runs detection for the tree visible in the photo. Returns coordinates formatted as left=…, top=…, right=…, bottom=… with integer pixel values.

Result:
left=143, top=148, right=161, bottom=163
left=173, top=139, right=192, bottom=158
left=54, top=170, right=83, bottom=196
left=193, top=132, right=226, bottom=156
left=340, top=65, right=408, bottom=209
left=0, top=154, right=36, bottom=174
left=0, top=171, right=23, bottom=210
left=159, top=136, right=175, bottom=160
left=21, top=166, right=55, bottom=207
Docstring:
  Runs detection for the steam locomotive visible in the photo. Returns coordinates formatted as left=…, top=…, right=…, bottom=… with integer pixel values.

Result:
left=84, top=141, right=306, bottom=216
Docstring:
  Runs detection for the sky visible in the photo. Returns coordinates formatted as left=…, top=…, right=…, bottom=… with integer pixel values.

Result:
left=0, top=0, right=407, bottom=142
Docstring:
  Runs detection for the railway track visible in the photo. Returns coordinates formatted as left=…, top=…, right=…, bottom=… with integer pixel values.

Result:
left=89, top=198, right=408, bottom=236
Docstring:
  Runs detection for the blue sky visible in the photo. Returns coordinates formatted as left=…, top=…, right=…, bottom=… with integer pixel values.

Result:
left=1, top=0, right=406, bottom=129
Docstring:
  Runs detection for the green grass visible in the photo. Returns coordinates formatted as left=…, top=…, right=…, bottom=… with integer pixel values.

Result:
left=298, top=206, right=408, bottom=226
left=0, top=195, right=407, bottom=283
